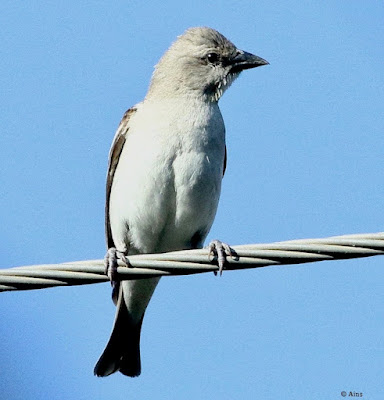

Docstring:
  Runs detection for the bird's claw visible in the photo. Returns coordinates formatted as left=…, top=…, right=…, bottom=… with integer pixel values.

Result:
left=208, top=240, right=236, bottom=276
left=104, top=248, right=129, bottom=303
left=104, top=248, right=128, bottom=280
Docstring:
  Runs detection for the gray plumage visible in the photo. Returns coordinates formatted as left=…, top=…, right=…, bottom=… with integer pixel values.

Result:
left=94, top=26, right=268, bottom=377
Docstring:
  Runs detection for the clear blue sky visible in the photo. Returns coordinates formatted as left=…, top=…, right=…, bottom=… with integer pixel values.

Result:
left=1, top=1, right=383, bottom=399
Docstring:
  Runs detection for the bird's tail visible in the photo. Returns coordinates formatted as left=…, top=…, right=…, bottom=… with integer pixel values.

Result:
left=94, top=295, right=144, bottom=377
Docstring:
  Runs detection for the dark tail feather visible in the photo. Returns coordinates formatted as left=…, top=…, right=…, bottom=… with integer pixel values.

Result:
left=119, top=315, right=143, bottom=377
left=94, top=297, right=144, bottom=377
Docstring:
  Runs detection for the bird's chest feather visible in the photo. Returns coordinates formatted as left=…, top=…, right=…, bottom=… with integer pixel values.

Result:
left=110, top=100, right=225, bottom=253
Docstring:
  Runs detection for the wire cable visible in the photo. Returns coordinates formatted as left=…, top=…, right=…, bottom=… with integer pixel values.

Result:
left=1, top=232, right=383, bottom=292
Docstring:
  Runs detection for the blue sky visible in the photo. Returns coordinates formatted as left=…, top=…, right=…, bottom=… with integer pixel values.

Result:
left=1, top=1, right=383, bottom=399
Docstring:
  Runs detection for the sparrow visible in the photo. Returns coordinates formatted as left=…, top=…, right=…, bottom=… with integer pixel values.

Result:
left=94, top=26, right=268, bottom=377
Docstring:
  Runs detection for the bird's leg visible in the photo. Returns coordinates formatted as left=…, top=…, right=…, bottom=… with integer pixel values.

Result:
left=208, top=240, right=237, bottom=276
left=104, top=247, right=129, bottom=303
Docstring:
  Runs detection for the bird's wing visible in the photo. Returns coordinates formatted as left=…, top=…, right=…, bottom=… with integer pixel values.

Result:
left=223, top=145, right=227, bottom=176
left=105, top=107, right=137, bottom=248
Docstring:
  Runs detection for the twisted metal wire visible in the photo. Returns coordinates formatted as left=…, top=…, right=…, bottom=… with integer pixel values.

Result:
left=1, top=232, right=383, bottom=292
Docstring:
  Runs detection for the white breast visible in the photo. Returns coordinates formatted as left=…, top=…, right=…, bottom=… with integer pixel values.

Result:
left=109, top=97, right=225, bottom=255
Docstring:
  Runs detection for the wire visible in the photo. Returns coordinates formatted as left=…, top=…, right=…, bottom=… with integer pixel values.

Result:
left=1, top=232, right=383, bottom=292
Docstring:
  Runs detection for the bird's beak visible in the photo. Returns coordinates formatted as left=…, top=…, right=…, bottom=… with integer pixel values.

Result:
left=230, top=50, right=269, bottom=72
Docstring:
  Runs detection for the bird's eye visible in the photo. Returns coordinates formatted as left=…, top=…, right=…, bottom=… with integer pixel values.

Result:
left=206, top=53, right=219, bottom=64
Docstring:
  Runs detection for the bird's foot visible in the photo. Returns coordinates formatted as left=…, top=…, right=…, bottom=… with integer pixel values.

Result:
left=104, top=248, right=129, bottom=303
left=208, top=240, right=237, bottom=276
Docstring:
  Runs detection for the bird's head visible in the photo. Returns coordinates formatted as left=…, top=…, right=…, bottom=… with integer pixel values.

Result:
left=147, top=27, right=268, bottom=102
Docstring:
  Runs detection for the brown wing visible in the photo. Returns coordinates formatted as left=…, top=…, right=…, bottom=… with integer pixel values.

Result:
left=105, top=107, right=137, bottom=249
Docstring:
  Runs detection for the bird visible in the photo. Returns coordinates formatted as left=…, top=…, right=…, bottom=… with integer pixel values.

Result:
left=94, top=26, right=268, bottom=378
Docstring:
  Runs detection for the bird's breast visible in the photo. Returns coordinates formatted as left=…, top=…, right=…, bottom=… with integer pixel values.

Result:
left=109, top=99, right=226, bottom=254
